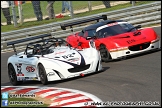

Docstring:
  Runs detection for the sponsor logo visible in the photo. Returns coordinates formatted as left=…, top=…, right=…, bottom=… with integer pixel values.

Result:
left=17, top=74, right=24, bottom=76
left=2, top=92, right=8, bottom=99
left=68, top=58, right=80, bottom=62
left=33, top=77, right=38, bottom=80
left=62, top=53, right=75, bottom=59
left=17, top=77, right=24, bottom=81
left=55, top=51, right=66, bottom=55
left=2, top=100, right=8, bottom=106
left=24, top=77, right=29, bottom=80
left=26, top=66, right=35, bottom=72
left=107, top=22, right=118, bottom=27
left=24, top=77, right=38, bottom=80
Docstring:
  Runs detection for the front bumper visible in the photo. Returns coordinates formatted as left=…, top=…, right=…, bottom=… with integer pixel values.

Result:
left=109, top=40, right=160, bottom=59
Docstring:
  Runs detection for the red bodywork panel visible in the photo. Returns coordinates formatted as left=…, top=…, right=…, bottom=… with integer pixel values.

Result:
left=66, top=28, right=158, bottom=51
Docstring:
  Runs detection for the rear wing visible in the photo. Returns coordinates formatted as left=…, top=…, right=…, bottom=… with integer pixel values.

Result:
left=60, top=15, right=107, bottom=31
left=7, top=33, right=52, bottom=55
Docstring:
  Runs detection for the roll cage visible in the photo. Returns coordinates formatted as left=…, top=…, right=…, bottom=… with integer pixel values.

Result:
left=24, top=37, right=69, bottom=57
left=6, top=33, right=70, bottom=56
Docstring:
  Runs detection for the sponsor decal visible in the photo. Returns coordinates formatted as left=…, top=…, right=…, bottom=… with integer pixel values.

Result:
left=16, top=74, right=24, bottom=76
left=24, top=77, right=29, bottom=80
left=68, top=58, right=80, bottom=62
left=24, top=77, right=38, bottom=80
left=107, top=22, right=118, bottom=27
left=17, top=77, right=20, bottom=81
left=33, top=77, right=38, bottom=80
left=17, top=77, right=24, bottom=81
left=109, top=47, right=128, bottom=52
left=62, top=53, right=75, bottom=59
left=26, top=66, right=35, bottom=72
left=55, top=51, right=66, bottom=55
left=47, top=72, right=55, bottom=76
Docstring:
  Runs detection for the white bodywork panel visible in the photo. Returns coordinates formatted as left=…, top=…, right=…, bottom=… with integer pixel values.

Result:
left=7, top=42, right=102, bottom=82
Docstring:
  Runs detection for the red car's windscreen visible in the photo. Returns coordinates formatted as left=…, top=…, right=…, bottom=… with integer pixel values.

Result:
left=97, top=23, right=135, bottom=38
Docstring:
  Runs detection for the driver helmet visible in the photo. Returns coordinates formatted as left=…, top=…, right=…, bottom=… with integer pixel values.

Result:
left=33, top=44, right=42, bottom=54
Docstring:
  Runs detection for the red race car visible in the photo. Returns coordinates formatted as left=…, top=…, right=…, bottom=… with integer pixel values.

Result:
left=61, top=15, right=161, bottom=62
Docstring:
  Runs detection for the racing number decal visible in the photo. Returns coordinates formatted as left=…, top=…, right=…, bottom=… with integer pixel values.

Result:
left=26, top=66, right=35, bottom=72
left=62, top=53, right=75, bottom=59
left=15, top=64, right=22, bottom=74
left=15, top=63, right=24, bottom=76
left=127, top=39, right=136, bottom=44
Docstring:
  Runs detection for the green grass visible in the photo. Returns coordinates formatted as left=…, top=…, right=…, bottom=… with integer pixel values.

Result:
left=1, top=1, right=103, bottom=22
left=1, top=97, right=49, bottom=107
left=1, top=1, right=156, bottom=32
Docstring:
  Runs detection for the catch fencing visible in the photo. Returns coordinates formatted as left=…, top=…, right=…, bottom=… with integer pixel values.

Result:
left=1, top=1, right=161, bottom=51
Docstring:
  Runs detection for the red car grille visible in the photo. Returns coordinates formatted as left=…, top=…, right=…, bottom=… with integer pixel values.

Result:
left=128, top=42, right=150, bottom=51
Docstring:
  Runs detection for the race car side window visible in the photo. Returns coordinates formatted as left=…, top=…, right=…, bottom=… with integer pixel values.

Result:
left=83, top=29, right=96, bottom=38
left=78, top=30, right=84, bottom=37
left=120, top=23, right=134, bottom=32
left=83, top=31, right=88, bottom=37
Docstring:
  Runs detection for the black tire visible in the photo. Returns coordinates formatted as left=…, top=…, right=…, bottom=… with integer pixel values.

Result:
left=38, top=64, right=48, bottom=85
left=99, top=45, right=111, bottom=62
left=8, top=64, right=23, bottom=86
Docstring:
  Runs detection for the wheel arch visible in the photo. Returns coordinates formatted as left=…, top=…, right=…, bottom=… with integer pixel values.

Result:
left=8, top=62, right=16, bottom=71
left=99, top=43, right=112, bottom=59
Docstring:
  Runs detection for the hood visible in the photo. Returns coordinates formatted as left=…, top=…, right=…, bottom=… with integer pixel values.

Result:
left=44, top=47, right=86, bottom=67
left=107, top=31, right=149, bottom=47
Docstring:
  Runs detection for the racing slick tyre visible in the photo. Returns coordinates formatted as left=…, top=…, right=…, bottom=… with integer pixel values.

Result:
left=99, top=45, right=111, bottom=62
left=38, top=64, right=48, bottom=85
left=8, top=64, right=23, bottom=86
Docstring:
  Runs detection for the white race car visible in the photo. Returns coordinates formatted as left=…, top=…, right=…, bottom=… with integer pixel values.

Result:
left=7, top=34, right=102, bottom=85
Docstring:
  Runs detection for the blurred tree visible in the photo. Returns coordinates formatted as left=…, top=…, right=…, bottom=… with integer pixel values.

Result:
left=102, top=1, right=111, bottom=8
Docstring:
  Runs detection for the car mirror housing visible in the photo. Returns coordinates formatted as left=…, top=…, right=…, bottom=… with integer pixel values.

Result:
left=86, top=36, right=97, bottom=40
left=135, top=25, right=141, bottom=29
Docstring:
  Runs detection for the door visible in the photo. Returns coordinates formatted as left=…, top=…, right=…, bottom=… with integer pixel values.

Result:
left=15, top=55, right=38, bottom=77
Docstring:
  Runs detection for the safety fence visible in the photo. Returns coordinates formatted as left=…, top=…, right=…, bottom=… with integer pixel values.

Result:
left=1, top=1, right=161, bottom=51
left=1, top=1, right=131, bottom=25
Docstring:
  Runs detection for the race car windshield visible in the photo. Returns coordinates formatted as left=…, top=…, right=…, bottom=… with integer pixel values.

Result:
left=97, top=23, right=134, bottom=38
left=83, top=29, right=96, bottom=38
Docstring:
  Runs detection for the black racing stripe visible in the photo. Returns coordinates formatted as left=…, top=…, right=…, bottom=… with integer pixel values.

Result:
left=41, top=57, right=79, bottom=67
left=42, top=52, right=86, bottom=67
left=76, top=51, right=86, bottom=66
left=54, top=59, right=78, bottom=67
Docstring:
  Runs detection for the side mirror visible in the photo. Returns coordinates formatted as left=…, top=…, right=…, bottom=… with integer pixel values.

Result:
left=135, top=25, right=141, bottom=29
left=102, top=15, right=107, bottom=20
left=60, top=24, right=66, bottom=30
left=86, top=36, right=97, bottom=40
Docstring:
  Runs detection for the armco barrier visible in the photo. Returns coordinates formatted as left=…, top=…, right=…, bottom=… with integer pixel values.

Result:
left=1, top=1, right=161, bottom=51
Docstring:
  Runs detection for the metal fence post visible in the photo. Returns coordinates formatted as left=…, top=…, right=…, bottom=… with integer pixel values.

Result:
left=18, top=1, right=23, bottom=24
left=69, top=1, right=74, bottom=18
left=11, top=1, right=17, bottom=27
left=88, top=1, right=92, bottom=11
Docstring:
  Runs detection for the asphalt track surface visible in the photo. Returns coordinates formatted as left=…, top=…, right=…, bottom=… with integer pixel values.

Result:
left=1, top=27, right=161, bottom=105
